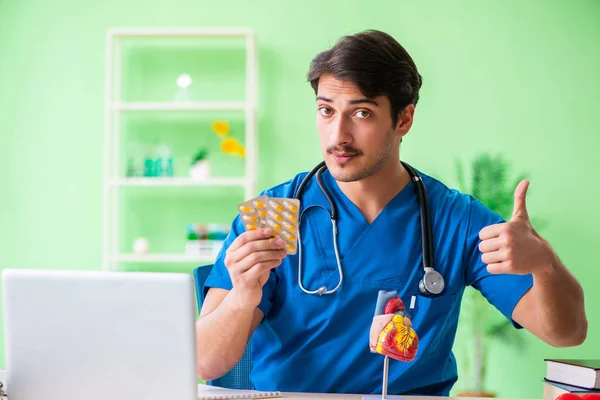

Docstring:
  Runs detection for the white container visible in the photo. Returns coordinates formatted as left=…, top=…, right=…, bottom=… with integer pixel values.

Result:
left=189, top=160, right=211, bottom=180
left=185, top=240, right=224, bottom=256
left=185, top=240, right=202, bottom=255
left=132, top=238, right=149, bottom=254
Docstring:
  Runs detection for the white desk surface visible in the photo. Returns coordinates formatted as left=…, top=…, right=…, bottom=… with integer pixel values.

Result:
left=0, top=385, right=539, bottom=400
left=198, top=384, right=539, bottom=400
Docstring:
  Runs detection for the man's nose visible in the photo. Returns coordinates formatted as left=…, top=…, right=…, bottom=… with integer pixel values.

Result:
left=330, top=115, right=353, bottom=146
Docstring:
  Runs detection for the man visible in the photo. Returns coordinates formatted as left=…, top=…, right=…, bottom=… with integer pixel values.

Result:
left=195, top=30, right=587, bottom=395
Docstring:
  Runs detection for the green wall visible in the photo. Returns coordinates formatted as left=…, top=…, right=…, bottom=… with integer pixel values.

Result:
left=1, top=0, right=599, bottom=398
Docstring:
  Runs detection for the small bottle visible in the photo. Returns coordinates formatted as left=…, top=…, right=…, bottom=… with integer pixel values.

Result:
left=143, top=144, right=154, bottom=177
left=154, top=144, right=173, bottom=177
left=128, top=142, right=143, bottom=177
left=162, top=145, right=174, bottom=177
left=165, top=158, right=174, bottom=177
left=126, top=158, right=136, bottom=177
left=198, top=225, right=208, bottom=240
left=153, top=145, right=163, bottom=177
left=185, top=224, right=200, bottom=255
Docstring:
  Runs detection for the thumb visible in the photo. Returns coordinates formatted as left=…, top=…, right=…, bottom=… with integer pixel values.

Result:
left=511, top=180, right=530, bottom=220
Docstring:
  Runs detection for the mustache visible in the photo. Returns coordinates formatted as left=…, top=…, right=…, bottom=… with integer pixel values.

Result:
left=326, top=146, right=363, bottom=156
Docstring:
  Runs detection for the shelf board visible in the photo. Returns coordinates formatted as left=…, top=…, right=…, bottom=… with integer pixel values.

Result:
left=112, top=177, right=247, bottom=187
left=109, top=28, right=253, bottom=38
left=112, top=253, right=217, bottom=263
left=110, top=102, right=247, bottom=112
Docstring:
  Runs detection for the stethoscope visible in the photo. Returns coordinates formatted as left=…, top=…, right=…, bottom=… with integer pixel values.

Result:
left=293, top=160, right=445, bottom=297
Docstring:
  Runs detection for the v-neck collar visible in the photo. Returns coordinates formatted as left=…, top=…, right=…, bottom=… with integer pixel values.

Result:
left=322, top=168, right=417, bottom=227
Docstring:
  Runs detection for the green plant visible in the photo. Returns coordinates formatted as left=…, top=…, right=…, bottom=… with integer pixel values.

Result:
left=191, top=148, right=208, bottom=165
left=454, top=154, right=543, bottom=396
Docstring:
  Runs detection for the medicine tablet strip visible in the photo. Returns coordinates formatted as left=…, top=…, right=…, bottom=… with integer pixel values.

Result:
left=265, top=198, right=300, bottom=255
left=238, top=195, right=269, bottom=231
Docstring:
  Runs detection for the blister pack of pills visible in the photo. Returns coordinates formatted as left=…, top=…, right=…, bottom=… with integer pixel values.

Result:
left=238, top=195, right=268, bottom=231
left=238, top=195, right=300, bottom=255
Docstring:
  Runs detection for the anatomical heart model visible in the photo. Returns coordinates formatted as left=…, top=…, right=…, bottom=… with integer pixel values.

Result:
left=370, top=290, right=419, bottom=361
left=369, top=290, right=419, bottom=399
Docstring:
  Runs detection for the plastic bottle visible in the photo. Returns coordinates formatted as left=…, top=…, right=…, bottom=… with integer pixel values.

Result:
left=185, top=224, right=200, bottom=255
left=126, top=158, right=136, bottom=177
left=143, top=144, right=154, bottom=177
left=163, top=146, right=174, bottom=177
left=154, top=144, right=173, bottom=177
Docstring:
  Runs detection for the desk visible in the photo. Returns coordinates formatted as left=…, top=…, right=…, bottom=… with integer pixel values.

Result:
left=0, top=384, right=539, bottom=400
left=198, top=384, right=540, bottom=400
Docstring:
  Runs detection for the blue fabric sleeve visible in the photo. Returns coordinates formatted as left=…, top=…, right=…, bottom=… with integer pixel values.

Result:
left=463, top=197, right=534, bottom=328
left=203, top=212, right=277, bottom=319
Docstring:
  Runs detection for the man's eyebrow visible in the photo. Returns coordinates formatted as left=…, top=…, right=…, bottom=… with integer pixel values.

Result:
left=349, top=98, right=379, bottom=106
left=316, top=96, right=379, bottom=107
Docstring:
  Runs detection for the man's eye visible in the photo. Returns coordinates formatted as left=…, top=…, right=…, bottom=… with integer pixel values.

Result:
left=319, top=107, right=333, bottom=116
left=355, top=110, right=371, bottom=119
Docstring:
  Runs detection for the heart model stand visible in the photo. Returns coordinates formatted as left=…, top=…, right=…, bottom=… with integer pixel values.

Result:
left=382, top=355, right=390, bottom=400
left=367, top=292, right=419, bottom=400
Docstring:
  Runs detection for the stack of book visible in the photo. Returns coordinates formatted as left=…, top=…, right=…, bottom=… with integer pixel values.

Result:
left=543, top=359, right=600, bottom=399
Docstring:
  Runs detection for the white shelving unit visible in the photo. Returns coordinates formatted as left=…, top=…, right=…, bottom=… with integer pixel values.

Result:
left=110, top=253, right=218, bottom=264
left=103, top=28, right=258, bottom=271
left=111, top=177, right=248, bottom=187
left=111, top=101, right=248, bottom=112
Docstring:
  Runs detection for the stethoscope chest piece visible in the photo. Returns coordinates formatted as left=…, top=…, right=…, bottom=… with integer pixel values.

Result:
left=419, top=269, right=445, bottom=296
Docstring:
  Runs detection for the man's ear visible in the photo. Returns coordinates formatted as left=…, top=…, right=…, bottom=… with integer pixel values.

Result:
left=396, top=104, right=415, bottom=138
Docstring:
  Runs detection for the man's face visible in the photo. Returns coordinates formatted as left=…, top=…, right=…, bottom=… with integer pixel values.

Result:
left=315, top=75, right=408, bottom=182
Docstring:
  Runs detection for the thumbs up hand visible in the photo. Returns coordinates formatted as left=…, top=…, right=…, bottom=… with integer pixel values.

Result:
left=511, top=180, right=531, bottom=221
left=478, top=180, right=555, bottom=275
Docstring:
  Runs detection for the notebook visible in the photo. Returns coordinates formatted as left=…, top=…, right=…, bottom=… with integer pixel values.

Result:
left=198, top=384, right=281, bottom=399
left=545, top=359, right=600, bottom=389
left=543, top=379, right=600, bottom=400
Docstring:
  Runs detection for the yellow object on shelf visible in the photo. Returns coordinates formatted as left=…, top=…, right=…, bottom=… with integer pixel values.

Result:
left=212, top=120, right=245, bottom=158
left=211, top=121, right=230, bottom=137
left=221, top=137, right=245, bottom=157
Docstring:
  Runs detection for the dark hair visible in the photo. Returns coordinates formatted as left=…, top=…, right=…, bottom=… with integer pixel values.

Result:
left=307, top=30, right=423, bottom=126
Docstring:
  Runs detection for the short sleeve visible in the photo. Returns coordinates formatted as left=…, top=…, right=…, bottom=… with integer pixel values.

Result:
left=463, top=198, right=533, bottom=328
left=203, top=215, right=277, bottom=319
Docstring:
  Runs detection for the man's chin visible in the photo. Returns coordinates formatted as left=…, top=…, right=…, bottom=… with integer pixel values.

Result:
left=323, top=157, right=370, bottom=182
left=329, top=167, right=364, bottom=183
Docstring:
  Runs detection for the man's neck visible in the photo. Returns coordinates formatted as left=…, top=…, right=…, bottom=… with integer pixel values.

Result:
left=336, top=160, right=410, bottom=224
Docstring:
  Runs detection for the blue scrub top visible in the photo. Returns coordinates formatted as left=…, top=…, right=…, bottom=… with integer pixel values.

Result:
left=204, top=168, right=533, bottom=395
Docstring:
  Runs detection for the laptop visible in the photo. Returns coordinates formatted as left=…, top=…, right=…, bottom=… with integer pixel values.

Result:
left=2, top=268, right=199, bottom=400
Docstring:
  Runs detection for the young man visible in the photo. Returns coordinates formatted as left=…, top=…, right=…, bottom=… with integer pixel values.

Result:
left=195, top=30, right=587, bottom=395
